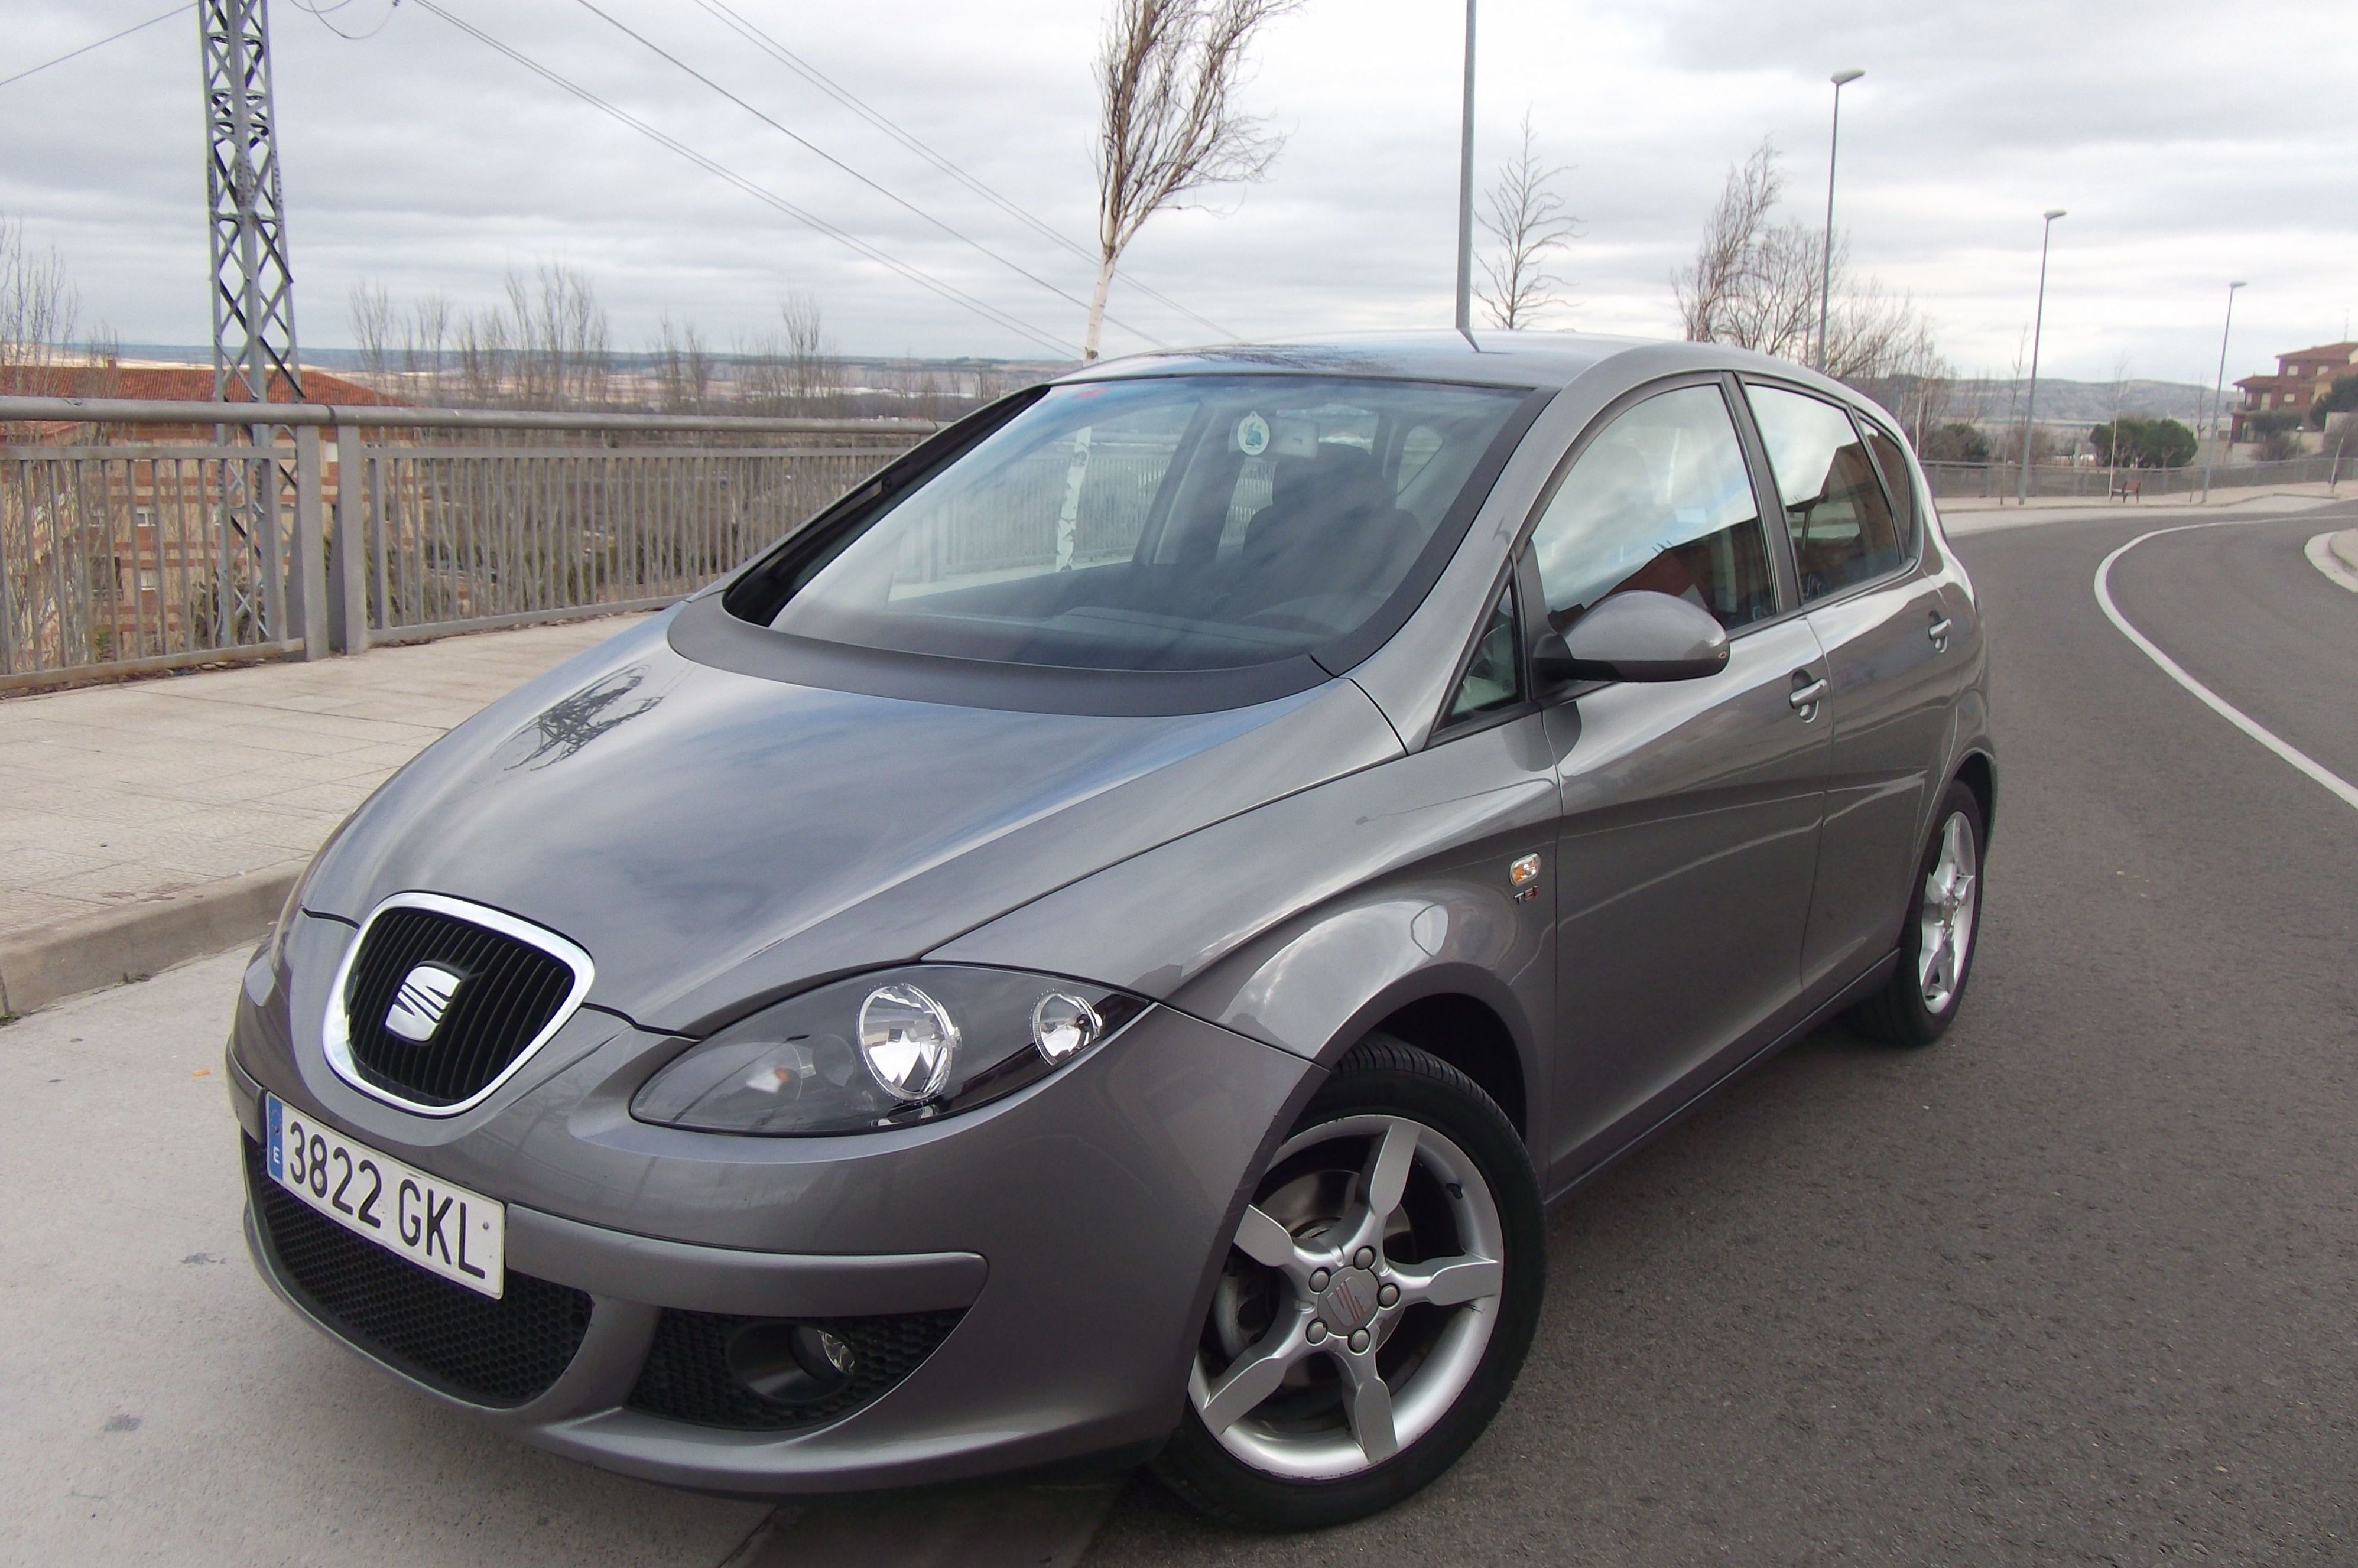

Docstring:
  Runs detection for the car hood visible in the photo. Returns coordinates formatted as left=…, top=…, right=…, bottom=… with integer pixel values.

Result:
left=300, top=610, right=1401, bottom=1033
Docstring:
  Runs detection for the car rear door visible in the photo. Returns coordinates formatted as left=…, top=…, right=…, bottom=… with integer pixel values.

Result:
left=1530, top=375, right=1833, bottom=1182
left=1741, top=385, right=1957, bottom=993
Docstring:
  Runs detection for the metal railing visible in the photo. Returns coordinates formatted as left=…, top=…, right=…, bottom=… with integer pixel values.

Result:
left=0, top=396, right=931, bottom=693
left=1921, top=452, right=2350, bottom=502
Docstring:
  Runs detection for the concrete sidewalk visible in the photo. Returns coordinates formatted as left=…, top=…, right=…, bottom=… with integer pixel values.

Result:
left=0, top=616, right=645, bottom=1016
left=1940, top=484, right=2345, bottom=536
left=1938, top=478, right=2346, bottom=515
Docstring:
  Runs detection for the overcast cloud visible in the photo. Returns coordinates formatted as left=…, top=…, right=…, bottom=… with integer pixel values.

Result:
left=5, top=0, right=2354, bottom=383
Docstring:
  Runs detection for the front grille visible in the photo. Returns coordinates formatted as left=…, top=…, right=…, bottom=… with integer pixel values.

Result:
left=343, top=903, right=577, bottom=1108
left=628, top=1309, right=964, bottom=1431
left=245, top=1136, right=592, bottom=1406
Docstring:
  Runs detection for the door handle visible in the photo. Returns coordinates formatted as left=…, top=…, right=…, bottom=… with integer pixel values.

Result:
left=1927, top=615, right=1953, bottom=651
left=1788, top=675, right=1828, bottom=718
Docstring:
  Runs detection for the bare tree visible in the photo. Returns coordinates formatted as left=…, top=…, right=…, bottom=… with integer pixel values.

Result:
left=651, top=316, right=714, bottom=414
left=1475, top=112, right=1578, bottom=330
left=1, top=214, right=80, bottom=397
left=738, top=294, right=839, bottom=416
left=1674, top=142, right=1943, bottom=393
left=349, top=279, right=396, bottom=385
left=404, top=292, right=453, bottom=404
left=1673, top=140, right=1780, bottom=344
left=1086, top=0, right=1299, bottom=362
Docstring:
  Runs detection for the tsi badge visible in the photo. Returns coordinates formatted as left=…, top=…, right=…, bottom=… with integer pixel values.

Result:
left=385, top=963, right=466, bottom=1044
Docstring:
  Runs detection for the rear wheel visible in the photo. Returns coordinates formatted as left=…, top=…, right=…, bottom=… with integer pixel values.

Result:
left=1849, top=778, right=1985, bottom=1046
left=1151, top=1036, right=1544, bottom=1530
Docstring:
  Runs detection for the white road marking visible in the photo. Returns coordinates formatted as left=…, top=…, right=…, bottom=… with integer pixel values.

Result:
left=2094, top=522, right=2358, bottom=814
left=2306, top=530, right=2358, bottom=594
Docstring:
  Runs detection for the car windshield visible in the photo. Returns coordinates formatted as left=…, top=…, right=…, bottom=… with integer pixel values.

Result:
left=758, top=375, right=1529, bottom=672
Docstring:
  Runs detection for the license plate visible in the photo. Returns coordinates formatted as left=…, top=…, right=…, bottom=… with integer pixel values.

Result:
left=264, top=1094, right=505, bottom=1299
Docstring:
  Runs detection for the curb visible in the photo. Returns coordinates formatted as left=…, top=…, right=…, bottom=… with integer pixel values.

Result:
left=0, top=868, right=295, bottom=1019
left=2307, top=528, right=2358, bottom=594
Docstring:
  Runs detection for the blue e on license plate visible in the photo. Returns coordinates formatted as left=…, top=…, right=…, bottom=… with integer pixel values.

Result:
left=265, top=1094, right=505, bottom=1298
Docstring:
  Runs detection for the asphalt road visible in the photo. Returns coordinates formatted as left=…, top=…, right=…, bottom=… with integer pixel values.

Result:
left=1087, top=504, right=2358, bottom=1564
left=4, top=502, right=2351, bottom=1567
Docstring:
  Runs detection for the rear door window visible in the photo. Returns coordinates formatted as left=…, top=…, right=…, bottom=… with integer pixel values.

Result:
left=1744, top=385, right=1905, bottom=601
left=1860, top=422, right=1920, bottom=552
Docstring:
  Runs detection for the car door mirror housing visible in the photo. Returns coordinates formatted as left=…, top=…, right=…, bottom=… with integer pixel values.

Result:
left=1534, top=591, right=1732, bottom=685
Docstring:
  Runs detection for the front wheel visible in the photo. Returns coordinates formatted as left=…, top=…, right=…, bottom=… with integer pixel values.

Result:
left=1849, top=778, right=1985, bottom=1047
left=1151, top=1036, right=1544, bottom=1530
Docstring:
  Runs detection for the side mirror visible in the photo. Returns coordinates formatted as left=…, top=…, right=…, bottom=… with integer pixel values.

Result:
left=1532, top=590, right=1731, bottom=685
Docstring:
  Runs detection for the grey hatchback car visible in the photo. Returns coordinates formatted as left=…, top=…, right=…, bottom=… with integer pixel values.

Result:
left=229, top=332, right=1991, bottom=1529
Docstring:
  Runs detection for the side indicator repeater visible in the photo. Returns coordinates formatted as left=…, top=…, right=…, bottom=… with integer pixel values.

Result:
left=1509, top=853, right=1541, bottom=901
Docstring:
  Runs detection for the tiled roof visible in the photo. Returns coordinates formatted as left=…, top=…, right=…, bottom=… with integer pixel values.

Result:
left=8, top=364, right=400, bottom=406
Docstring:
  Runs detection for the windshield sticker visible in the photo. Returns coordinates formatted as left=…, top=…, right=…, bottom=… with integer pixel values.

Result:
left=1235, top=412, right=1271, bottom=457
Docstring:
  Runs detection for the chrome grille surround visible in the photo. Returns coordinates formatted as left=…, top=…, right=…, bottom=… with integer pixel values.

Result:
left=321, top=890, right=595, bottom=1117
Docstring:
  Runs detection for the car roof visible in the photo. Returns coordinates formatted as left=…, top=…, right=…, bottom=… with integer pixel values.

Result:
left=1058, top=330, right=1881, bottom=411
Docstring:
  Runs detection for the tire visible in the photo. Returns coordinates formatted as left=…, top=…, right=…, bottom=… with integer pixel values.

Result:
left=1848, top=778, right=1985, bottom=1047
left=1151, top=1035, right=1545, bottom=1531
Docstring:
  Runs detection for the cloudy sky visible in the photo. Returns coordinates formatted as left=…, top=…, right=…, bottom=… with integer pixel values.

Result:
left=6, top=0, right=2355, bottom=383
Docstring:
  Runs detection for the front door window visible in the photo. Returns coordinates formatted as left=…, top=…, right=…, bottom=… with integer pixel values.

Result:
left=1526, top=383, right=1778, bottom=633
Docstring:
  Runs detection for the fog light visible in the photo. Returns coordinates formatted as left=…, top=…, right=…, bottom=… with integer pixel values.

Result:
left=1031, top=991, right=1101, bottom=1062
left=723, top=1320, right=860, bottom=1405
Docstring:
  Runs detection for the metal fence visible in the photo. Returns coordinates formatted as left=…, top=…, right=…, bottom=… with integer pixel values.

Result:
left=1921, top=451, right=2350, bottom=502
left=0, top=396, right=929, bottom=693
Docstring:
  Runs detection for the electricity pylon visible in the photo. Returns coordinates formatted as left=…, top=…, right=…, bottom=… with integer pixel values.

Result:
left=200, top=0, right=303, bottom=640
left=203, top=0, right=302, bottom=404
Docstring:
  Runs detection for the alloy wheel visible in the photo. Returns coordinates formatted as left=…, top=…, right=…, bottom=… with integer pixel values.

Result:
left=1917, top=810, right=1979, bottom=1013
left=1187, top=1113, right=1507, bottom=1481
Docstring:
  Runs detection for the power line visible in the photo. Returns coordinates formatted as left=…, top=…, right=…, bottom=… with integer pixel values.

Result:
left=694, top=0, right=1236, bottom=341
left=411, top=0, right=1081, bottom=358
left=287, top=0, right=401, bottom=43
left=567, top=0, right=1164, bottom=350
left=0, top=4, right=185, bottom=93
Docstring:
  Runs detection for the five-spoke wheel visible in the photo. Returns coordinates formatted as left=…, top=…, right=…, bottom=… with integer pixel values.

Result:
left=1916, top=808, right=1979, bottom=1013
left=1851, top=775, right=1987, bottom=1047
left=1152, top=1037, right=1542, bottom=1530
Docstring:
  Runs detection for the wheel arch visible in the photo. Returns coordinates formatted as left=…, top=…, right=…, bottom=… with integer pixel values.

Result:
left=1347, top=992, right=1528, bottom=1139
left=1953, top=749, right=1996, bottom=845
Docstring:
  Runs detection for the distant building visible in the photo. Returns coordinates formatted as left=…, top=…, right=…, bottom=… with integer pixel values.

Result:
left=2232, top=342, right=2358, bottom=438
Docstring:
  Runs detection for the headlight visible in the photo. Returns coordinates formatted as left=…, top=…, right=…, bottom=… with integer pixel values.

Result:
left=631, top=965, right=1145, bottom=1136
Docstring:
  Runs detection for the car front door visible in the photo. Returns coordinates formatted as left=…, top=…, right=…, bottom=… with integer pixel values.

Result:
left=1743, top=385, right=1956, bottom=993
left=1531, top=377, right=1833, bottom=1182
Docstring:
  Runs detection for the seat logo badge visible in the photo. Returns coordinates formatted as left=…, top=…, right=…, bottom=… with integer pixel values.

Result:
left=1509, top=853, right=1542, bottom=902
left=385, top=964, right=465, bottom=1043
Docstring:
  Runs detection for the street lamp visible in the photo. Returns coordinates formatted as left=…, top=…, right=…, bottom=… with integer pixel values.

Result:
left=2200, top=280, right=2246, bottom=504
left=1817, top=68, right=1865, bottom=373
left=1453, top=0, right=1477, bottom=341
left=2015, top=207, right=2067, bottom=506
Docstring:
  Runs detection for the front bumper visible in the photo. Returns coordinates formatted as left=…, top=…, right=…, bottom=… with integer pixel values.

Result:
left=228, top=936, right=1318, bottom=1494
